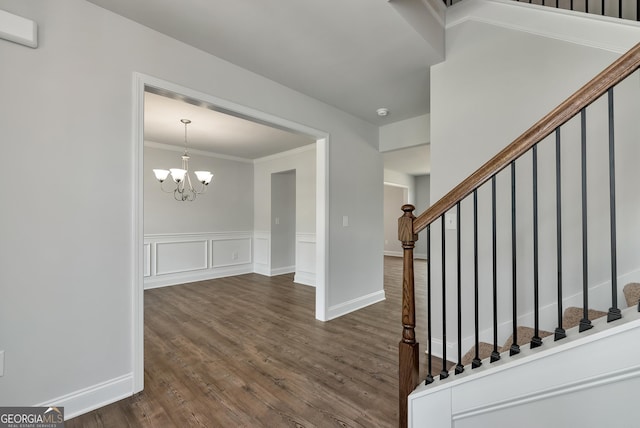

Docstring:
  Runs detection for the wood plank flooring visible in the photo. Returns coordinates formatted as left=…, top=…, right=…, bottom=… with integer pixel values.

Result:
left=67, top=256, right=444, bottom=428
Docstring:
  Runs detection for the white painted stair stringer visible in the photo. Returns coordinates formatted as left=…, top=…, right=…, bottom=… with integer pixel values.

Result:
left=409, top=307, right=640, bottom=428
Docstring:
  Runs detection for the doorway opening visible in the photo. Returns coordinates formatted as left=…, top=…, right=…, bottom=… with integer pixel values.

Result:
left=132, top=73, right=329, bottom=392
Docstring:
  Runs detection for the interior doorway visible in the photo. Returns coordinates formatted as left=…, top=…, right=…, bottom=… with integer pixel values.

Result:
left=132, top=73, right=329, bottom=393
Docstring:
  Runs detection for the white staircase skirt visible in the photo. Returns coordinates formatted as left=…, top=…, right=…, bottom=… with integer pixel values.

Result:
left=409, top=309, right=640, bottom=428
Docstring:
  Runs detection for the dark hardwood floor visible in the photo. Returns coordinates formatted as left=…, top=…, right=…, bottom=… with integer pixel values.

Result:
left=67, top=256, right=442, bottom=427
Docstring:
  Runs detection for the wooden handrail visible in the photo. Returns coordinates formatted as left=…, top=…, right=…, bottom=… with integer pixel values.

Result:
left=414, top=42, right=640, bottom=234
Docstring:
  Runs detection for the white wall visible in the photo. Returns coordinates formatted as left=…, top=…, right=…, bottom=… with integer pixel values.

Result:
left=428, top=1, right=640, bottom=357
left=0, top=0, right=383, bottom=416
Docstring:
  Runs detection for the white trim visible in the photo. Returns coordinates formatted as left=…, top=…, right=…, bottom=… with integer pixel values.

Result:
left=327, top=290, right=386, bottom=320
left=154, top=240, right=208, bottom=275
left=271, top=265, right=295, bottom=276
left=132, top=73, right=145, bottom=393
left=133, top=73, right=330, bottom=405
left=254, top=143, right=316, bottom=164
left=447, top=0, right=640, bottom=54
left=384, top=250, right=403, bottom=258
left=294, top=271, right=316, bottom=287
left=454, top=364, right=640, bottom=421
left=0, top=9, right=37, bottom=48
left=144, top=140, right=253, bottom=163
left=409, top=311, right=640, bottom=426
left=144, top=265, right=253, bottom=289
left=316, top=138, right=329, bottom=321
left=143, top=231, right=254, bottom=288
left=39, top=374, right=133, bottom=420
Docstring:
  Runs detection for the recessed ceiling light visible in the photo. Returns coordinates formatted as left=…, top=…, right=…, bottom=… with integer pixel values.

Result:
left=376, top=108, right=389, bottom=117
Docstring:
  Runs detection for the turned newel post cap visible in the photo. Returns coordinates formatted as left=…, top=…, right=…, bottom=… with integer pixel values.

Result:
left=398, top=204, right=418, bottom=243
left=401, top=204, right=416, bottom=214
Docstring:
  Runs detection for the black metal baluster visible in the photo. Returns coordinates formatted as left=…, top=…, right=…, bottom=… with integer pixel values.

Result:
left=637, top=0, right=639, bottom=21
left=555, top=128, right=567, bottom=341
left=455, top=202, right=464, bottom=374
left=571, top=0, right=574, bottom=10
left=618, top=0, right=622, bottom=18
left=472, top=190, right=482, bottom=368
left=531, top=145, right=543, bottom=348
left=426, top=225, right=433, bottom=384
left=510, top=162, right=520, bottom=356
left=586, top=0, right=589, bottom=13
left=607, top=88, right=622, bottom=323
left=579, top=108, right=593, bottom=332
left=441, top=216, right=449, bottom=379
left=491, top=176, right=501, bottom=362
left=602, top=0, right=605, bottom=15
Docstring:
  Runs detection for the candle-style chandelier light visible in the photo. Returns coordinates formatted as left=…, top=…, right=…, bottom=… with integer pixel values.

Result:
left=152, top=119, right=213, bottom=201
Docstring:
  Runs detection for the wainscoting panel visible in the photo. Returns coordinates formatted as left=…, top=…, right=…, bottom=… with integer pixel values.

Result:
left=295, top=233, right=316, bottom=286
left=155, top=240, right=208, bottom=275
left=253, top=231, right=270, bottom=276
left=212, top=238, right=252, bottom=268
left=144, top=232, right=253, bottom=289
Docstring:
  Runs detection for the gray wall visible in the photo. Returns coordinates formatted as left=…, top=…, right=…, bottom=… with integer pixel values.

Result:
left=414, top=174, right=430, bottom=258
left=144, top=145, right=254, bottom=234
left=271, top=170, right=296, bottom=271
left=384, top=184, right=407, bottom=256
left=254, top=147, right=316, bottom=234
left=430, top=19, right=640, bottom=351
left=0, top=0, right=383, bottom=411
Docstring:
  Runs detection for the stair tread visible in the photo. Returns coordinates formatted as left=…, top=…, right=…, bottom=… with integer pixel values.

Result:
left=501, top=326, right=552, bottom=351
left=460, top=342, right=495, bottom=367
left=563, top=307, right=607, bottom=330
left=624, top=283, right=640, bottom=308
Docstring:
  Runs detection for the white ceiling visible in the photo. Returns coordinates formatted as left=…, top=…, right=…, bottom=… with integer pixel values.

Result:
left=86, top=0, right=439, bottom=126
left=383, top=144, right=430, bottom=176
left=144, top=91, right=316, bottom=160
left=91, top=0, right=436, bottom=172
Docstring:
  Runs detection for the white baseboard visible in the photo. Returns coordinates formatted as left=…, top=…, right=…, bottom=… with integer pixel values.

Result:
left=38, top=373, right=133, bottom=420
left=144, top=264, right=253, bottom=289
left=294, top=271, right=316, bottom=287
left=270, top=265, right=295, bottom=276
left=384, top=251, right=427, bottom=260
left=384, top=250, right=403, bottom=257
left=327, top=290, right=386, bottom=320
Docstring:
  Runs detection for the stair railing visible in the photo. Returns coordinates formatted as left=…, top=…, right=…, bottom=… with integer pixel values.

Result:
left=398, top=42, right=640, bottom=428
left=442, top=0, right=640, bottom=21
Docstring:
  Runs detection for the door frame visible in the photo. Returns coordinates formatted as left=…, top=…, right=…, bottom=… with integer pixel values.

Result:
left=132, top=73, right=329, bottom=392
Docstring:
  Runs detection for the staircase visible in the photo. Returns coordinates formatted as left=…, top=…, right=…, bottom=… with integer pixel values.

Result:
left=462, top=283, right=640, bottom=365
left=397, top=39, right=640, bottom=428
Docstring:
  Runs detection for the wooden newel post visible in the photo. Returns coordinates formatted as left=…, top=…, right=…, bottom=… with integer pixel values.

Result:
left=398, top=204, right=419, bottom=428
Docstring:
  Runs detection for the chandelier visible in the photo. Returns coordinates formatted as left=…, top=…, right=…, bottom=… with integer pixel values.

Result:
left=152, top=119, right=214, bottom=201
